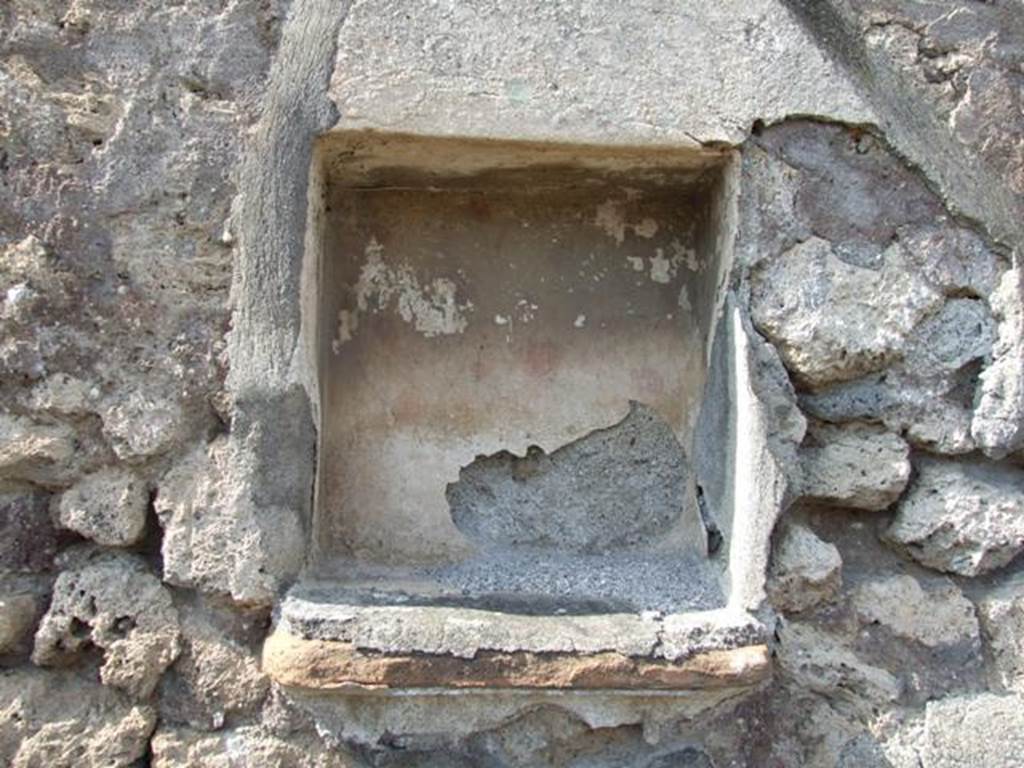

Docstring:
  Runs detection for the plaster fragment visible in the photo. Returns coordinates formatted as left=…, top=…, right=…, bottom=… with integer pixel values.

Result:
left=336, top=237, right=472, bottom=347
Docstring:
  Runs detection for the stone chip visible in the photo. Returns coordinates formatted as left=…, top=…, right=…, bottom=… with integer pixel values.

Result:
left=0, top=492, right=59, bottom=574
left=159, top=608, right=269, bottom=729
left=972, top=268, right=1024, bottom=459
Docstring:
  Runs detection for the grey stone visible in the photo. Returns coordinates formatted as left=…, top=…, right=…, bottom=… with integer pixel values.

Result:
left=768, top=522, right=842, bottom=613
left=800, top=372, right=977, bottom=456
left=160, top=607, right=269, bottom=729
left=448, top=403, right=688, bottom=554
left=0, top=667, right=156, bottom=768
left=883, top=456, right=1024, bottom=576
left=100, top=390, right=185, bottom=462
left=0, top=415, right=76, bottom=488
left=901, top=298, right=994, bottom=380
left=976, top=575, right=1024, bottom=692
left=57, top=467, right=148, bottom=547
left=0, top=593, right=41, bottom=655
left=150, top=725, right=356, bottom=768
left=922, top=692, right=1024, bottom=768
left=973, top=268, right=1024, bottom=459
left=734, top=143, right=812, bottom=271
left=0, top=237, right=69, bottom=382
left=776, top=621, right=901, bottom=705
left=837, top=733, right=894, bottom=768
left=155, top=434, right=305, bottom=607
left=852, top=574, right=979, bottom=648
left=753, top=121, right=943, bottom=251
left=646, top=747, right=714, bottom=768
left=799, top=422, right=911, bottom=511
left=25, top=373, right=98, bottom=417
left=0, top=492, right=58, bottom=574
left=897, top=224, right=1004, bottom=304
left=32, top=550, right=181, bottom=699
left=749, top=237, right=942, bottom=388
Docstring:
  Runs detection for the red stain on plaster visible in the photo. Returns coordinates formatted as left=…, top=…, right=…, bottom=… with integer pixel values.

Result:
left=523, top=340, right=560, bottom=379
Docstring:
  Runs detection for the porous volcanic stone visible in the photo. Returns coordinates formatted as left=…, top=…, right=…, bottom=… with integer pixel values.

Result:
left=883, top=456, right=1024, bottom=576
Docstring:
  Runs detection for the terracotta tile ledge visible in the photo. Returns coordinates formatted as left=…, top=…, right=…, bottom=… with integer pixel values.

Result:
left=262, top=629, right=771, bottom=691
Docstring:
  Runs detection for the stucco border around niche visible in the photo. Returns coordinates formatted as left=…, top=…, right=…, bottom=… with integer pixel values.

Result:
left=227, top=0, right=795, bottom=710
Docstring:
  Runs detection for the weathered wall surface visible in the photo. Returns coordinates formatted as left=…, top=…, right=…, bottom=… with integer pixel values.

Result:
left=2, top=1, right=1024, bottom=767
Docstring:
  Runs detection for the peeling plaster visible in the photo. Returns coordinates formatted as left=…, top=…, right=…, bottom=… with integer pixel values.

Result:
left=333, top=237, right=472, bottom=352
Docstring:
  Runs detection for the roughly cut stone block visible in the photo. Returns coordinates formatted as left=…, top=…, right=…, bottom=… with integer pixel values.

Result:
left=57, top=467, right=147, bottom=547
left=155, top=435, right=305, bottom=607
left=776, top=622, right=901, bottom=703
left=768, top=522, right=842, bottom=613
left=0, top=492, right=58, bottom=574
left=448, top=403, right=687, bottom=554
left=883, top=457, right=1024, bottom=576
left=750, top=237, right=942, bottom=388
left=976, top=576, right=1024, bottom=692
left=901, top=297, right=994, bottom=379
left=32, top=551, right=181, bottom=698
left=898, top=223, right=1004, bottom=299
left=799, top=422, right=911, bottom=510
left=923, top=693, right=1024, bottom=768
left=973, top=268, right=1024, bottom=459
left=793, top=291, right=995, bottom=461
left=852, top=575, right=979, bottom=648
left=800, top=372, right=977, bottom=455
left=101, top=390, right=184, bottom=461
left=159, top=609, right=269, bottom=729
left=151, top=725, right=352, bottom=768
left=0, top=414, right=75, bottom=487
left=26, top=373, right=97, bottom=416
left=0, top=593, right=40, bottom=654
left=0, top=668, right=155, bottom=768
left=646, top=748, right=713, bottom=768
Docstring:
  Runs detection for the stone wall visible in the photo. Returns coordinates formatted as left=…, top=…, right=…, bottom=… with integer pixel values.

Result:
left=2, top=1, right=1023, bottom=766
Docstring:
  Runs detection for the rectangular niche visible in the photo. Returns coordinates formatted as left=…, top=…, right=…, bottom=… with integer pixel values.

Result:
left=269, top=132, right=769, bottom=694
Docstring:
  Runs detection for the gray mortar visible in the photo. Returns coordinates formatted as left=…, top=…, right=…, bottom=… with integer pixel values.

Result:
left=447, top=402, right=690, bottom=555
